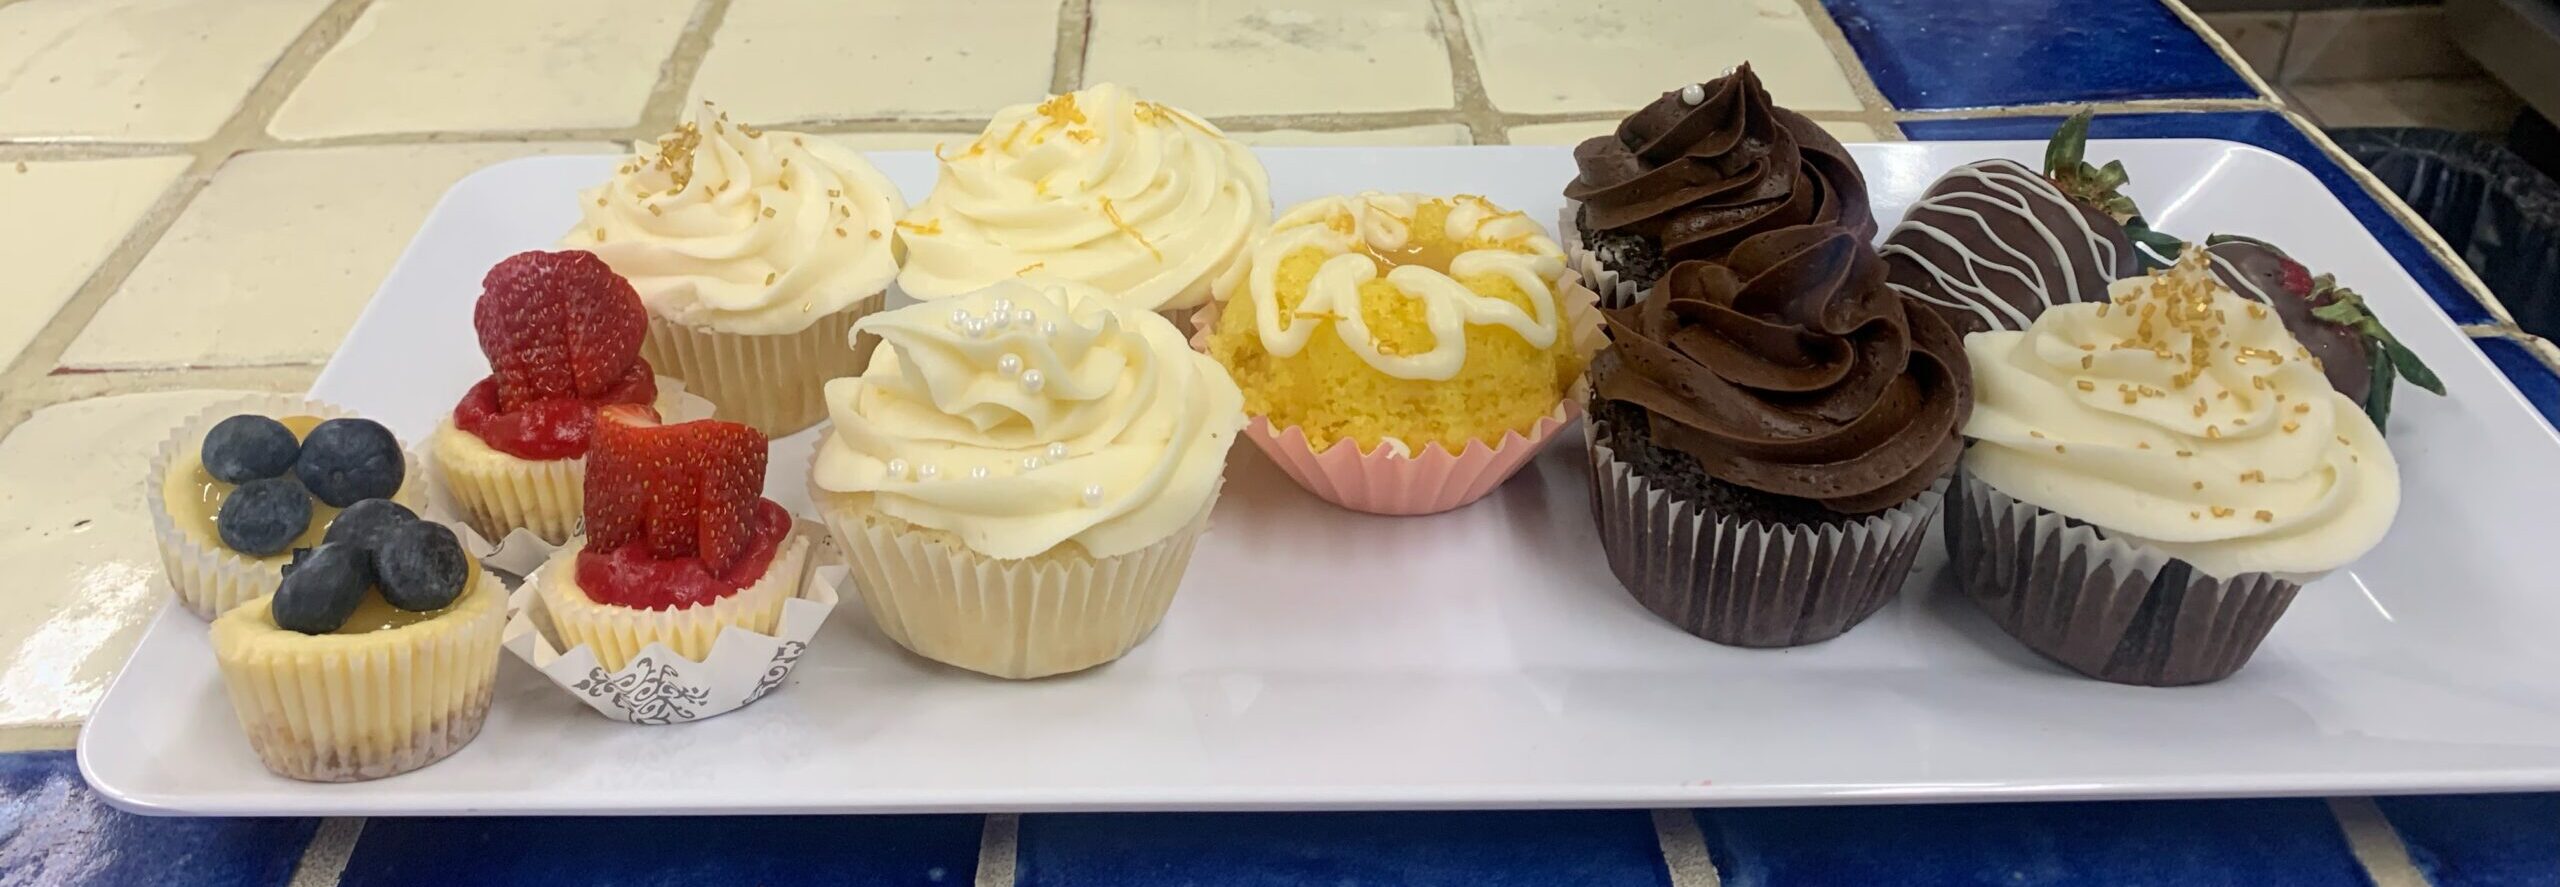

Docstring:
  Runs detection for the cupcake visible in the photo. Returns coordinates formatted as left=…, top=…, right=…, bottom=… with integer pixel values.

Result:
left=429, top=250, right=686, bottom=546
left=1203, top=192, right=1602, bottom=515
left=896, top=83, right=1270, bottom=323
left=210, top=514, right=502, bottom=782
left=562, top=101, right=905, bottom=436
left=1564, top=63, right=1874, bottom=308
left=531, top=407, right=810, bottom=673
left=1947, top=251, right=2401, bottom=685
left=149, top=397, right=422, bottom=619
left=810, top=280, right=1242, bottom=679
left=1588, top=223, right=1968, bottom=647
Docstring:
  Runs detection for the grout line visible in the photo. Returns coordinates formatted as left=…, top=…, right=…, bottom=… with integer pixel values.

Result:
left=1790, top=0, right=1897, bottom=115
left=2327, top=797, right=2431, bottom=887
left=636, top=0, right=737, bottom=134
left=1423, top=0, right=1507, bottom=145
left=975, top=813, right=1020, bottom=887
left=1050, top=0, right=1095, bottom=94
left=1652, top=809, right=1722, bottom=887
left=285, top=817, right=367, bottom=887
left=1892, top=97, right=2279, bottom=121
left=0, top=725, right=79, bottom=753
left=2464, top=323, right=2519, bottom=338
left=2156, top=0, right=2291, bottom=108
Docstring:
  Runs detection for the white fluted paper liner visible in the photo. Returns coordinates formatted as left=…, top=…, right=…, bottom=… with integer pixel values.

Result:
left=504, top=522, right=836, bottom=723
left=641, top=292, right=883, bottom=438
left=420, top=376, right=715, bottom=568
left=1559, top=199, right=1647, bottom=310
left=1587, top=424, right=1945, bottom=647
left=149, top=394, right=428, bottom=621
left=210, top=562, right=506, bottom=782
left=818, top=489, right=1216, bottom=680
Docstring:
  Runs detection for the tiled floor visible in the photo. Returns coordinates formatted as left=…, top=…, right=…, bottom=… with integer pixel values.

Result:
left=4, top=0, right=2558, bottom=884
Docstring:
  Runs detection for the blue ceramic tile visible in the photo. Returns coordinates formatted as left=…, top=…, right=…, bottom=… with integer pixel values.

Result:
left=2471, top=337, right=2560, bottom=431
left=1820, top=0, right=2255, bottom=109
left=1697, top=799, right=2372, bottom=886
left=0, top=751, right=316, bottom=886
left=1016, top=811, right=1671, bottom=887
left=340, top=813, right=982, bottom=887
left=1901, top=112, right=2499, bottom=326
left=2374, top=794, right=2560, bottom=887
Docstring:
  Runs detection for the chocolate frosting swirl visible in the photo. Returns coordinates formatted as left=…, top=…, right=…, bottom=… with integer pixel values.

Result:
left=1566, top=64, right=1876, bottom=265
left=1597, top=224, right=1970, bottom=514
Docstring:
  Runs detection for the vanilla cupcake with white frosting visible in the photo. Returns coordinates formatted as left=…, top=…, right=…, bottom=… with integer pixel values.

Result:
left=810, top=279, right=1243, bottom=679
left=896, top=84, right=1269, bottom=319
left=1946, top=250, right=2401, bottom=686
left=564, top=101, right=906, bottom=436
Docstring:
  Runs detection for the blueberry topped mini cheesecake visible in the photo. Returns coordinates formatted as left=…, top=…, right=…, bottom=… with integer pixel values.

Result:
left=150, top=400, right=422, bottom=619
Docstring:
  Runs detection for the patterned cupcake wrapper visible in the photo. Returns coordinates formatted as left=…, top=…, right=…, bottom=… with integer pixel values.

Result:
left=505, top=523, right=838, bottom=724
left=1587, top=425, right=1946, bottom=647
left=209, top=564, right=507, bottom=783
left=529, top=530, right=813, bottom=675
left=817, top=489, right=1216, bottom=680
left=149, top=395, right=427, bottom=621
left=640, top=292, right=883, bottom=438
left=1559, top=199, right=1648, bottom=310
left=422, top=377, right=717, bottom=566
left=1945, top=468, right=2308, bottom=686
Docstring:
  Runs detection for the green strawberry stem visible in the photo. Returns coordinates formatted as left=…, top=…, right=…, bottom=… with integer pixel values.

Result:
left=2043, top=110, right=2143, bottom=222
left=2311, top=282, right=2447, bottom=429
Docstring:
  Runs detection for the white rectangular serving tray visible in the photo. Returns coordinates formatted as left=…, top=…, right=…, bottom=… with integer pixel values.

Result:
left=82, top=144, right=2560, bottom=816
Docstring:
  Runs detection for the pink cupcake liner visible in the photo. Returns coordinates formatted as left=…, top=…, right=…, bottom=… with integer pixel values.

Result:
left=1243, top=403, right=1578, bottom=516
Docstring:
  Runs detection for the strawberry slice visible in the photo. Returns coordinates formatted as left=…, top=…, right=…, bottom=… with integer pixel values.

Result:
left=579, top=407, right=769, bottom=567
left=693, top=421, right=769, bottom=574
left=474, top=250, right=649, bottom=409
left=582, top=404, right=659, bottom=550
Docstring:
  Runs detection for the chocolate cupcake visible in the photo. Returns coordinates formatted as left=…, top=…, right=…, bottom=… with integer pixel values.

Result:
left=1563, top=64, right=1874, bottom=309
left=1588, top=223, right=1968, bottom=647
left=1947, top=252, right=2402, bottom=685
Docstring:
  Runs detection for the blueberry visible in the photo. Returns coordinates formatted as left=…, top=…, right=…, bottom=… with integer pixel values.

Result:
left=271, top=542, right=372, bottom=634
left=216, top=477, right=312, bottom=557
left=323, top=498, right=418, bottom=555
left=293, top=418, right=405, bottom=507
left=200, top=415, right=300, bottom=484
left=375, top=521, right=468, bottom=612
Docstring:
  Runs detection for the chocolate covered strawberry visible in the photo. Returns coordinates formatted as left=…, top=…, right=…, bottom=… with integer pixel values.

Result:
left=2199, top=235, right=2443, bottom=428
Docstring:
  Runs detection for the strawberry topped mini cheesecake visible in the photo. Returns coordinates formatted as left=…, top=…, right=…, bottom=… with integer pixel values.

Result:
left=432, top=250, right=684, bottom=545
left=534, top=406, right=809, bottom=672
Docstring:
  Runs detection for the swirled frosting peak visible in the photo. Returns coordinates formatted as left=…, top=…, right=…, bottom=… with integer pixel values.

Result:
left=564, top=102, right=906, bottom=336
left=1597, top=224, right=1969, bottom=514
left=896, top=84, right=1272, bottom=312
left=1566, top=64, right=1875, bottom=265
left=812, top=280, right=1244, bottom=559
left=1962, top=252, right=2401, bottom=578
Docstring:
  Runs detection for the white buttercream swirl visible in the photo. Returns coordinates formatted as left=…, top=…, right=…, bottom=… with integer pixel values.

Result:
left=564, top=102, right=905, bottom=336
left=1211, top=192, right=1571, bottom=381
left=812, top=280, right=1244, bottom=560
left=1961, top=254, right=2400, bottom=578
left=895, top=83, right=1271, bottom=312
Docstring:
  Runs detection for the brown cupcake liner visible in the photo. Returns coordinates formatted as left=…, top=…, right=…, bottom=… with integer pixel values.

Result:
left=1558, top=199, right=1647, bottom=310
left=1587, top=424, right=1945, bottom=647
left=640, top=292, right=882, bottom=438
left=1945, top=469, right=2305, bottom=686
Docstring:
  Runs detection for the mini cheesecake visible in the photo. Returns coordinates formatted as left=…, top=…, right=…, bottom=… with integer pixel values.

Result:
left=150, top=402, right=420, bottom=619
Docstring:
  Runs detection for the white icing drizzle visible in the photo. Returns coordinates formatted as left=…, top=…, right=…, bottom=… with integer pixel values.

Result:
left=1879, top=159, right=2124, bottom=330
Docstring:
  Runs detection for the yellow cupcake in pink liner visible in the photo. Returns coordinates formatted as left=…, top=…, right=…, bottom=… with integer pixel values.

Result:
left=1200, top=192, right=1604, bottom=515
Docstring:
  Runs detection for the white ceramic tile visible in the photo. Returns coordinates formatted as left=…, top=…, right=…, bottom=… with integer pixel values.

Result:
left=0, top=0, right=332, bottom=141
left=2289, top=78, right=2522, bottom=134
left=691, top=0, right=1057, bottom=121
left=2282, top=8, right=2480, bottom=84
left=1508, top=117, right=1878, bottom=145
left=1229, top=124, right=1473, bottom=146
left=1085, top=0, right=1455, bottom=116
left=0, top=156, right=189, bottom=367
left=62, top=142, right=614, bottom=370
left=2201, top=12, right=2291, bottom=81
left=0, top=389, right=252, bottom=728
left=267, top=0, right=693, bottom=139
left=1460, top=0, right=1862, bottom=114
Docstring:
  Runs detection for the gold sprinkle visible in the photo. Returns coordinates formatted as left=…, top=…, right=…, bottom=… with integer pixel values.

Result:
left=2177, top=449, right=2194, bottom=458
left=2254, top=510, right=2274, bottom=523
left=593, top=227, right=606, bottom=241
left=2081, top=355, right=2094, bottom=370
left=595, top=197, right=606, bottom=207
left=2240, top=469, right=2265, bottom=483
left=2054, top=444, right=2067, bottom=454
left=800, top=301, right=811, bottom=313
left=2250, top=375, right=2267, bottom=390
left=2193, top=400, right=2208, bottom=418
left=794, top=136, right=805, bottom=146
left=2076, top=380, right=2096, bottom=392
left=761, top=207, right=776, bottom=218
left=897, top=218, right=941, bottom=235
left=11, top=161, right=24, bottom=174
left=2191, top=511, right=2202, bottom=520
left=646, top=203, right=661, bottom=216
left=839, top=205, right=851, bottom=218
left=2233, top=417, right=2249, bottom=427
left=1016, top=261, right=1046, bottom=276
left=2029, top=430, right=2046, bottom=439
left=2097, top=303, right=2111, bottom=317
left=2211, top=506, right=2236, bottom=518
left=834, top=227, right=847, bottom=238
left=2293, top=402, right=2310, bottom=414
left=2136, top=441, right=2151, bottom=449
left=2282, top=420, right=2300, bottom=433
left=779, top=178, right=790, bottom=191
left=2247, top=304, right=2269, bottom=319
left=867, top=229, right=882, bottom=240
left=2275, top=393, right=2287, bottom=403
left=827, top=189, right=842, bottom=198
left=2206, top=425, right=2223, bottom=439
left=2216, top=390, right=2230, bottom=401
left=2079, top=343, right=2097, bottom=352
left=2337, top=435, right=2352, bottom=446
left=763, top=271, right=776, bottom=285
left=2193, top=481, right=2205, bottom=490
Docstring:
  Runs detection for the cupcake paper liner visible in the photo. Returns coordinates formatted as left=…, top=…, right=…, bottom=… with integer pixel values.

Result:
left=1945, top=469, right=2306, bottom=686
left=1587, top=424, right=1946, bottom=647
left=529, top=529, right=813, bottom=675
left=1559, top=199, right=1648, bottom=310
left=208, top=563, right=507, bottom=783
left=149, top=395, right=428, bottom=621
left=818, top=489, right=1216, bottom=680
left=504, top=522, right=837, bottom=724
left=640, top=292, right=883, bottom=438
left=422, top=377, right=716, bottom=566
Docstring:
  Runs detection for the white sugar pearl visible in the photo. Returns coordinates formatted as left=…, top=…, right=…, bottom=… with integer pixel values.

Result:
left=997, top=353, right=1023, bottom=375
left=949, top=308, right=971, bottom=328
left=1041, top=321, right=1059, bottom=337
left=1082, top=484, right=1105, bottom=507
left=1020, top=456, right=1044, bottom=473
left=885, top=458, right=909, bottom=480
left=969, top=466, right=991, bottom=480
left=1013, top=309, right=1037, bottom=328
left=1020, top=369, right=1045, bottom=393
left=962, top=318, right=988, bottom=338
left=991, top=297, right=1014, bottom=317
left=1045, top=442, right=1070, bottom=462
left=1679, top=83, right=1705, bottom=106
left=917, top=463, right=940, bottom=480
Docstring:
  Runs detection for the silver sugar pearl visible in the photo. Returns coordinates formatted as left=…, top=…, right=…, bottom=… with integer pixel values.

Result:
left=885, top=458, right=909, bottom=480
left=969, top=466, right=991, bottom=480
left=997, top=353, right=1024, bottom=375
left=1020, top=369, right=1046, bottom=393
left=1019, top=455, right=1044, bottom=473
left=1679, top=83, right=1705, bottom=106
left=917, top=463, right=940, bottom=480
left=1081, top=484, right=1105, bottom=507
left=1045, top=442, right=1070, bottom=462
left=1012, top=308, right=1037, bottom=328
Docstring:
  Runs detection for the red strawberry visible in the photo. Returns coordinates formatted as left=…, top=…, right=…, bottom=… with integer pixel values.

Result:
left=474, top=250, right=649, bottom=410
left=582, top=404, right=658, bottom=550
left=2273, top=254, right=2314, bottom=300
left=692, top=421, right=769, bottom=574
left=580, top=407, right=769, bottom=567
